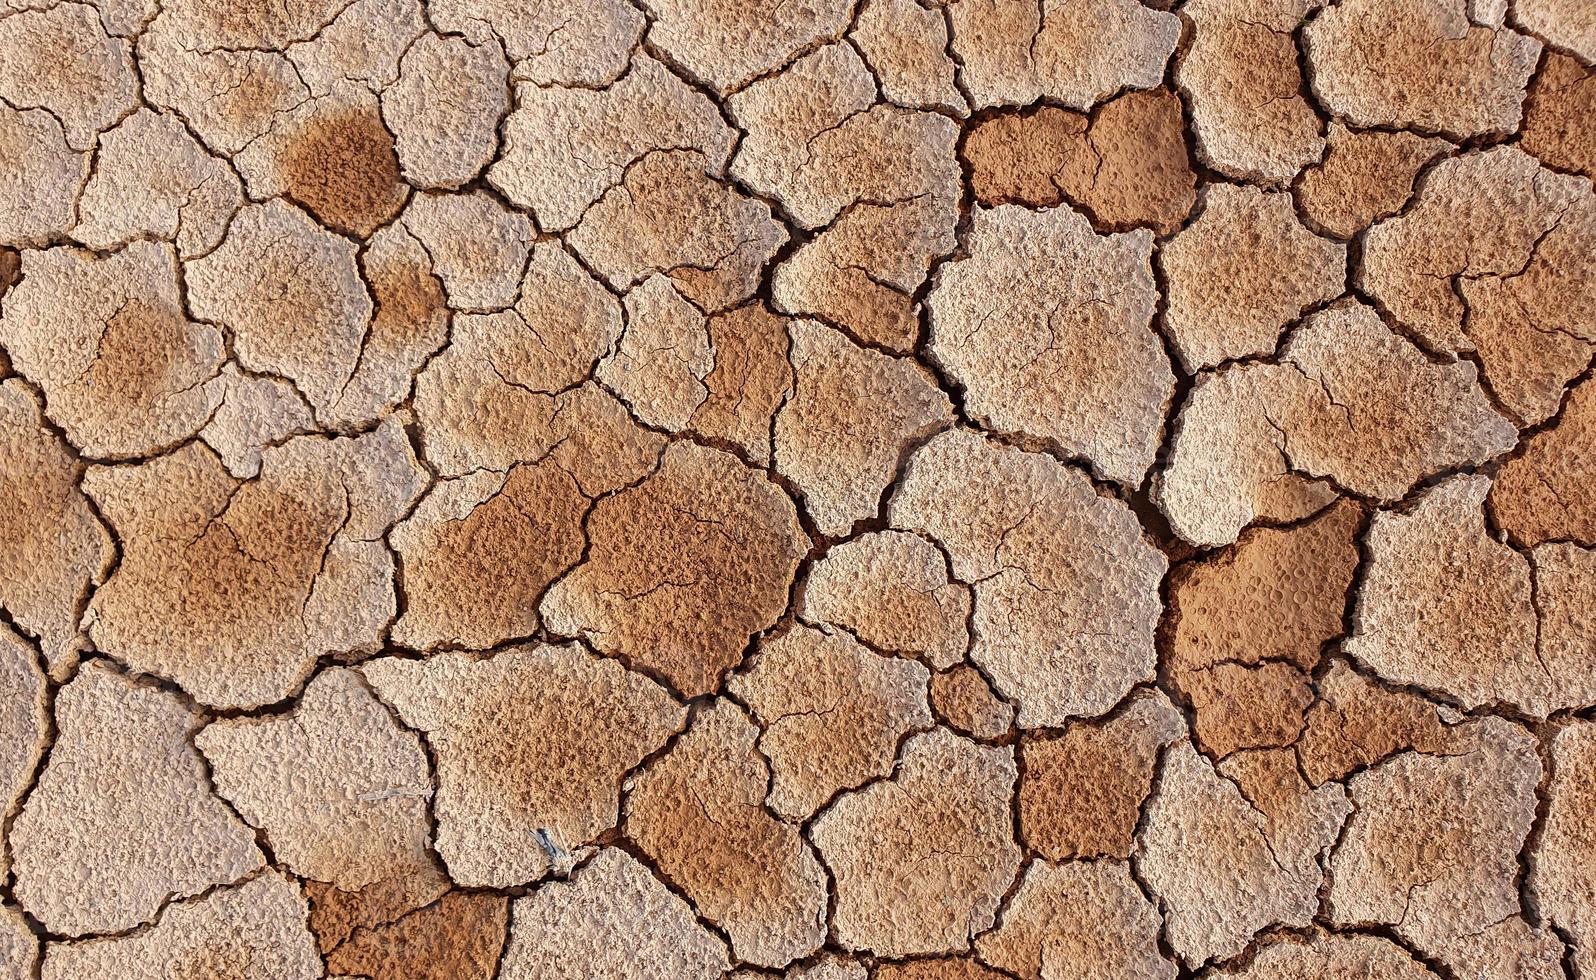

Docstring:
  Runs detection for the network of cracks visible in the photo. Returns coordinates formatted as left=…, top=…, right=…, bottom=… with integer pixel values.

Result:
left=0, top=0, right=1594, bottom=976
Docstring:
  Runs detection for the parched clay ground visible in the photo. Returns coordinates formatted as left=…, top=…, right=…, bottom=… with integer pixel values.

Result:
left=0, top=0, right=1594, bottom=977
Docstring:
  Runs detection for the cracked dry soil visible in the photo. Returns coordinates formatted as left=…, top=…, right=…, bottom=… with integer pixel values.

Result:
left=0, top=0, right=1594, bottom=976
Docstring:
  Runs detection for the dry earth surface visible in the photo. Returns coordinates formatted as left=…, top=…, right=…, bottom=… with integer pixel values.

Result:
left=0, top=0, right=1594, bottom=976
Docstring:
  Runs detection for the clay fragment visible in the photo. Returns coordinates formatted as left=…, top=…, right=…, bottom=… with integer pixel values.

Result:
left=0, top=626, right=47, bottom=880
left=974, top=860, right=1173, bottom=980
left=965, top=92, right=1195, bottom=234
left=947, top=0, right=1181, bottom=110
left=1140, top=741, right=1348, bottom=967
left=644, top=0, right=853, bottom=94
left=0, top=105, right=87, bottom=248
left=1182, top=662, right=1314, bottom=758
left=233, top=83, right=408, bottom=238
left=1169, top=500, right=1360, bottom=753
left=803, top=530, right=971, bottom=670
left=1533, top=721, right=1596, bottom=979
left=389, top=461, right=588, bottom=651
left=1305, top=0, right=1540, bottom=136
left=1295, top=123, right=1450, bottom=239
left=928, top=205, right=1172, bottom=487
left=384, top=34, right=510, bottom=190
left=1157, top=301, right=1514, bottom=547
left=1177, top=0, right=1324, bottom=183
left=1361, top=146, right=1596, bottom=425
left=1517, top=0, right=1596, bottom=62
left=893, top=429, right=1166, bottom=726
left=197, top=366, right=316, bottom=480
left=775, top=321, right=953, bottom=535
left=599, top=278, right=793, bottom=463
left=874, top=959, right=1008, bottom=980
left=286, top=0, right=424, bottom=96
left=540, top=442, right=807, bottom=698
left=186, top=199, right=373, bottom=423
left=1491, top=377, right=1596, bottom=547
left=0, top=381, right=114, bottom=676
left=568, top=151, right=787, bottom=312
left=323, top=892, right=509, bottom=980
left=625, top=700, right=828, bottom=968
left=1, top=242, right=224, bottom=458
left=490, top=55, right=733, bottom=231
left=428, top=0, right=642, bottom=87
left=196, top=668, right=435, bottom=892
left=1328, top=717, right=1562, bottom=978
left=1349, top=475, right=1596, bottom=717
left=811, top=728, right=1020, bottom=956
left=1296, top=661, right=1461, bottom=786
left=399, top=191, right=534, bottom=312
left=731, top=624, right=933, bottom=820
left=73, top=109, right=243, bottom=257
left=1227, top=931, right=1438, bottom=979
left=362, top=645, right=683, bottom=888
left=0, top=4, right=138, bottom=151
left=333, top=220, right=452, bottom=427
left=1019, top=691, right=1185, bottom=861
left=40, top=872, right=322, bottom=980
left=771, top=194, right=955, bottom=353
left=304, top=870, right=452, bottom=955
left=1161, top=183, right=1346, bottom=371
left=850, top=0, right=966, bottom=113
left=1523, top=52, right=1596, bottom=179
left=930, top=666, right=1014, bottom=740
left=728, top=44, right=961, bottom=231
left=1168, top=500, right=1360, bottom=676
left=497, top=848, right=729, bottom=980
left=11, top=662, right=262, bottom=937
left=135, top=3, right=310, bottom=154
left=0, top=905, right=36, bottom=980
left=83, top=421, right=424, bottom=709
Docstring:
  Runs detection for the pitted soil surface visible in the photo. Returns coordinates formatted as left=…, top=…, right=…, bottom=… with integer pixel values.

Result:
left=0, top=1, right=1592, bottom=977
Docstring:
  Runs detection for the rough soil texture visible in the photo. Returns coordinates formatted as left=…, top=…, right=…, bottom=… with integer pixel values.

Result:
left=0, top=2, right=1592, bottom=978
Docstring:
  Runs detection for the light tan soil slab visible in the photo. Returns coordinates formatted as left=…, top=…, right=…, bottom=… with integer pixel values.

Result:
left=1157, top=301, right=1515, bottom=547
left=11, top=662, right=262, bottom=937
left=40, top=872, right=321, bottom=980
left=497, top=848, right=730, bottom=980
left=197, top=668, right=434, bottom=891
left=0, top=382, right=113, bottom=676
left=928, top=206, right=1172, bottom=488
left=891, top=429, right=1165, bottom=726
left=362, top=645, right=682, bottom=888
left=1327, top=717, right=1563, bottom=978
left=811, top=728, right=1020, bottom=956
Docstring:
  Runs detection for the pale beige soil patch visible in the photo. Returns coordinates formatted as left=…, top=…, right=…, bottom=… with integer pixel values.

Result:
left=11, top=662, right=262, bottom=937
left=362, top=645, right=682, bottom=887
